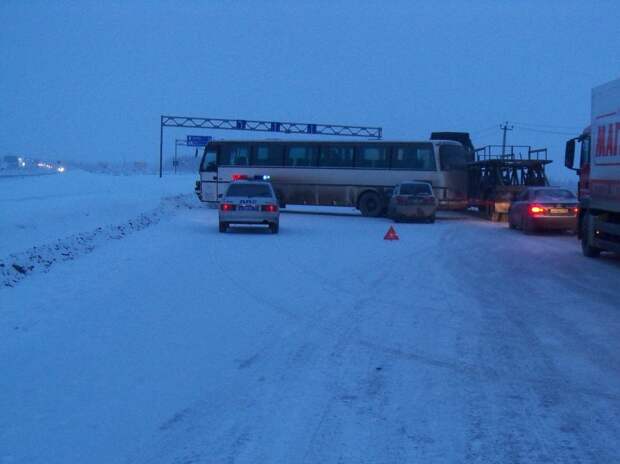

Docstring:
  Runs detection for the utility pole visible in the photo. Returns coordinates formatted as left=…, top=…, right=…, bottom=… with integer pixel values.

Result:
left=174, top=139, right=178, bottom=175
left=500, top=121, right=513, bottom=155
left=159, top=116, right=163, bottom=178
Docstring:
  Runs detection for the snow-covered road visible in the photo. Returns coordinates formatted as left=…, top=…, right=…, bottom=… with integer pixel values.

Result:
left=2, top=175, right=620, bottom=463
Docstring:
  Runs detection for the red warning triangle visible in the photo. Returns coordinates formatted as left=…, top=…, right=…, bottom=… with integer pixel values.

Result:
left=384, top=226, right=399, bottom=240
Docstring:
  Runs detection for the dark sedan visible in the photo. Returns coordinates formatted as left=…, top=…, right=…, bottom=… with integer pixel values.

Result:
left=508, top=187, right=578, bottom=233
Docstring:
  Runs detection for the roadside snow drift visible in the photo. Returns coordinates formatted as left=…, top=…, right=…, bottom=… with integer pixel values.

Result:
left=0, top=172, right=195, bottom=286
left=0, top=171, right=194, bottom=256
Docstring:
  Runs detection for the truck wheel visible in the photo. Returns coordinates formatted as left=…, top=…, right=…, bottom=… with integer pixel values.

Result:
left=358, top=191, right=383, bottom=217
left=219, top=222, right=228, bottom=233
left=581, top=213, right=601, bottom=258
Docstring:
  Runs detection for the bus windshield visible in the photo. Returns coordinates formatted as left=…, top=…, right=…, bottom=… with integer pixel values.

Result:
left=200, top=148, right=217, bottom=172
left=439, top=144, right=468, bottom=171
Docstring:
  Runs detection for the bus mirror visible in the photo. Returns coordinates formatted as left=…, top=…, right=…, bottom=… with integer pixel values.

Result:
left=565, top=139, right=576, bottom=170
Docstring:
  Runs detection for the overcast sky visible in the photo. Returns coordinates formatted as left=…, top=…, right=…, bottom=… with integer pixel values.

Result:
left=1, top=0, right=618, bottom=179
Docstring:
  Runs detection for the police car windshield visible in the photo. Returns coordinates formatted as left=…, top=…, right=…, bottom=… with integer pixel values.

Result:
left=226, top=183, right=272, bottom=198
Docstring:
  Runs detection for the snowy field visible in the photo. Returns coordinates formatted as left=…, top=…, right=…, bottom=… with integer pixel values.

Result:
left=1, top=172, right=620, bottom=464
left=0, top=171, right=194, bottom=256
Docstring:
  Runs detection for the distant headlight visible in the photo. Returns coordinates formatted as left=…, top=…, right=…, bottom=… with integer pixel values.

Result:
left=57, top=166, right=65, bottom=173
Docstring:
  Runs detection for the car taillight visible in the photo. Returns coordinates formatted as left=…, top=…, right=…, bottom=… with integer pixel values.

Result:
left=220, top=203, right=236, bottom=211
left=572, top=207, right=579, bottom=214
left=529, top=204, right=545, bottom=215
left=261, top=204, right=278, bottom=212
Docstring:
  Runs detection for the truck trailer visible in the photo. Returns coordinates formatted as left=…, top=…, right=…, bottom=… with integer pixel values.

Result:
left=565, top=77, right=620, bottom=257
left=468, top=145, right=550, bottom=221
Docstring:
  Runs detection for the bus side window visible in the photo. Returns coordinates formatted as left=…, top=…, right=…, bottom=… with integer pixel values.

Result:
left=222, top=145, right=249, bottom=166
left=286, top=146, right=315, bottom=167
left=319, top=145, right=354, bottom=168
left=252, top=145, right=284, bottom=166
left=392, top=144, right=436, bottom=171
left=357, top=146, right=388, bottom=168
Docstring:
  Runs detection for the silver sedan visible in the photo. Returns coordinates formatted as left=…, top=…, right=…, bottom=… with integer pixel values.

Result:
left=388, top=181, right=438, bottom=223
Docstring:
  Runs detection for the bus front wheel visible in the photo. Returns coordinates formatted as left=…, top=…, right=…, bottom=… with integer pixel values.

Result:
left=358, top=191, right=383, bottom=217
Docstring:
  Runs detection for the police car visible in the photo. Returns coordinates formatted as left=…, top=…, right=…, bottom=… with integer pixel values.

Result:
left=218, top=176, right=280, bottom=233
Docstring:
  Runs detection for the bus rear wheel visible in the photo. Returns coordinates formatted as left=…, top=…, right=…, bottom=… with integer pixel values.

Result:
left=358, top=191, right=383, bottom=217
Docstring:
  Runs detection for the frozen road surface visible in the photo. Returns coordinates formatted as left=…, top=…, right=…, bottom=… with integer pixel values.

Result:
left=1, top=173, right=620, bottom=464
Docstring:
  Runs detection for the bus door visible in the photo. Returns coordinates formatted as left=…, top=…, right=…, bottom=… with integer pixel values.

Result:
left=199, top=146, right=219, bottom=203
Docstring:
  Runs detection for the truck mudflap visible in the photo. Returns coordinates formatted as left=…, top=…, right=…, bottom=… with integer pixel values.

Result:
left=592, top=216, right=620, bottom=253
left=493, top=201, right=511, bottom=214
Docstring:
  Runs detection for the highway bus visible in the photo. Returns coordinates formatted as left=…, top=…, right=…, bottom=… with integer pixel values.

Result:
left=195, top=139, right=471, bottom=216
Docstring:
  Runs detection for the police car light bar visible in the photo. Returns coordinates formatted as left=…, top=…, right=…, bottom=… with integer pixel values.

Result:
left=231, top=174, right=271, bottom=181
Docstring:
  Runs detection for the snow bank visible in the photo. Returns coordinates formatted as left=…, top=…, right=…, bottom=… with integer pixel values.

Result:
left=0, top=171, right=195, bottom=256
left=0, top=171, right=198, bottom=286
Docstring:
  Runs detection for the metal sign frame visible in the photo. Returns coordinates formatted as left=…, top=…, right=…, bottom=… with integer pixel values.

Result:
left=159, top=115, right=382, bottom=177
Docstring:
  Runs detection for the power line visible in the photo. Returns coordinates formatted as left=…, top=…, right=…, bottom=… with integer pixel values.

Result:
left=471, top=122, right=580, bottom=139
left=514, top=126, right=579, bottom=136
left=511, top=121, right=582, bottom=130
left=470, top=125, right=499, bottom=135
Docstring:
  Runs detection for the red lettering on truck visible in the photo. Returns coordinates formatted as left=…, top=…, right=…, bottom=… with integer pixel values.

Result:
left=596, top=126, right=606, bottom=156
left=596, top=123, right=620, bottom=157
left=606, top=124, right=615, bottom=156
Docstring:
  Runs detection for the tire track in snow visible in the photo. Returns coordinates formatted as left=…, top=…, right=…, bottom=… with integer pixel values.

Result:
left=437, top=221, right=620, bottom=463
left=297, top=224, right=451, bottom=464
left=126, top=216, right=418, bottom=464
